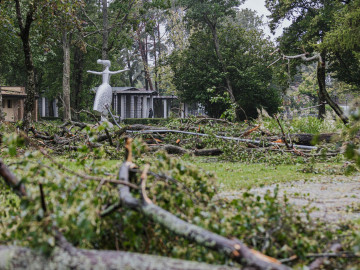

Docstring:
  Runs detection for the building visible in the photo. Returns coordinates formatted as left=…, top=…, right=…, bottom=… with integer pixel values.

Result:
left=111, top=87, right=179, bottom=119
left=38, top=96, right=59, bottom=118
left=0, top=86, right=38, bottom=122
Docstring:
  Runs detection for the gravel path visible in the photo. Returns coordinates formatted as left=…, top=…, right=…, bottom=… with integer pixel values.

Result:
left=217, top=174, right=360, bottom=222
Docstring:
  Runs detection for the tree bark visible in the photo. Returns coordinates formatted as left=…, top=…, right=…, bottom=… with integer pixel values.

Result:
left=0, top=245, right=237, bottom=270
left=289, top=133, right=335, bottom=146
left=317, top=52, right=348, bottom=124
left=73, top=46, right=84, bottom=112
left=102, top=0, right=109, bottom=60
left=153, top=31, right=158, bottom=91
left=194, top=148, right=223, bottom=156
left=0, top=87, right=3, bottom=121
left=0, top=159, right=27, bottom=197
left=15, top=0, right=37, bottom=131
left=316, top=55, right=327, bottom=119
left=138, top=31, right=154, bottom=91
left=62, top=30, right=71, bottom=121
left=126, top=51, right=134, bottom=86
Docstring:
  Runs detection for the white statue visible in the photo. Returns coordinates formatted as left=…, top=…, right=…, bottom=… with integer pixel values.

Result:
left=87, top=59, right=128, bottom=124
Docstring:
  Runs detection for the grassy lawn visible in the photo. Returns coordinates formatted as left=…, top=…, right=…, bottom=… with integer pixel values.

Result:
left=4, top=155, right=340, bottom=193
left=62, top=158, right=339, bottom=192
left=193, top=160, right=323, bottom=191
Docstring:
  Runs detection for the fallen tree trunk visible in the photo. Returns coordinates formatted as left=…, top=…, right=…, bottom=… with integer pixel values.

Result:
left=289, top=133, right=335, bottom=146
left=0, top=245, right=237, bottom=270
left=195, top=148, right=223, bottom=156
left=149, top=145, right=224, bottom=156
left=156, top=144, right=189, bottom=155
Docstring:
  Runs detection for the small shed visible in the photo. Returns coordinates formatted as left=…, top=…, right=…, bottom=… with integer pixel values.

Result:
left=0, top=86, right=38, bottom=122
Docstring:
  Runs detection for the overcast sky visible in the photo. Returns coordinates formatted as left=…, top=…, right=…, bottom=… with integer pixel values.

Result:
left=241, top=0, right=291, bottom=39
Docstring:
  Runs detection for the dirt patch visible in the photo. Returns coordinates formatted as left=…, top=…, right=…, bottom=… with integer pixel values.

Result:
left=217, top=174, right=360, bottom=222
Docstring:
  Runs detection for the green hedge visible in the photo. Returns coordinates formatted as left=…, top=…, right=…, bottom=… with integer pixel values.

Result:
left=122, top=118, right=169, bottom=125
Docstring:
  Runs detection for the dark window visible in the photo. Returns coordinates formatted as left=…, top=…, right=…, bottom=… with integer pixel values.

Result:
left=2, top=100, right=5, bottom=108
left=7, top=99, right=12, bottom=108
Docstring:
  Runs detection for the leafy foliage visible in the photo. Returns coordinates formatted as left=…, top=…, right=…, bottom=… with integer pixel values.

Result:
left=170, top=20, right=282, bottom=119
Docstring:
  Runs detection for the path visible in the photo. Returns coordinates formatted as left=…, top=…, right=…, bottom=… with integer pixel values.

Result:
left=217, top=174, right=360, bottom=222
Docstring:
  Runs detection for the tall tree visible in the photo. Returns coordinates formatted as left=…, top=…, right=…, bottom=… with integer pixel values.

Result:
left=323, top=0, right=360, bottom=90
left=170, top=18, right=281, bottom=119
left=0, top=0, right=83, bottom=128
left=13, top=0, right=38, bottom=130
left=265, top=0, right=349, bottom=124
left=178, top=0, right=245, bottom=119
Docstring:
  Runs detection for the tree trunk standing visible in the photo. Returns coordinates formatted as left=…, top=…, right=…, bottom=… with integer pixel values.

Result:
left=0, top=87, right=3, bottom=122
left=102, top=0, right=109, bottom=60
left=204, top=16, right=242, bottom=120
left=153, top=32, right=158, bottom=91
left=138, top=34, right=154, bottom=91
left=316, top=58, right=326, bottom=119
left=62, top=30, right=71, bottom=121
left=15, top=0, right=37, bottom=131
left=317, top=52, right=349, bottom=124
left=73, top=46, right=84, bottom=112
left=157, top=23, right=162, bottom=88
left=126, top=52, right=134, bottom=87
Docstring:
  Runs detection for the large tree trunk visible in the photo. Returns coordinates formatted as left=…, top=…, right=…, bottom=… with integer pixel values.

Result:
left=317, top=52, right=348, bottom=124
left=62, top=30, right=71, bottom=121
left=0, top=245, right=236, bottom=270
left=126, top=51, right=134, bottom=86
left=102, top=0, right=109, bottom=60
left=73, top=46, right=84, bottom=112
left=153, top=32, right=158, bottom=91
left=316, top=59, right=327, bottom=119
left=138, top=34, right=154, bottom=91
left=0, top=87, right=3, bottom=122
left=157, top=23, right=162, bottom=88
left=15, top=0, right=37, bottom=131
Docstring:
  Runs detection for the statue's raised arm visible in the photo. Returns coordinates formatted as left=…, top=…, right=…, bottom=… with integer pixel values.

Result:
left=87, top=70, right=103, bottom=75
left=110, top=69, right=129, bottom=75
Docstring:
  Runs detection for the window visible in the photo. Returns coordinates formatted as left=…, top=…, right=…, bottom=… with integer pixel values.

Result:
left=7, top=99, right=12, bottom=108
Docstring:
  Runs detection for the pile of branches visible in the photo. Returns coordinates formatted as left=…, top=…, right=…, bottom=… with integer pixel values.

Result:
left=1, top=122, right=358, bottom=269
left=26, top=117, right=339, bottom=160
left=0, top=138, right=290, bottom=270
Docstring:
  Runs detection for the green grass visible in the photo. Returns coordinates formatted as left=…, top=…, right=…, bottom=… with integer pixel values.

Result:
left=194, top=161, right=321, bottom=191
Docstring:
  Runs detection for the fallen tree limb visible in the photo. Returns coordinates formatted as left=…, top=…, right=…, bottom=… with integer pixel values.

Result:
left=290, top=133, right=335, bottom=146
left=195, top=148, right=224, bottom=156
left=149, top=144, right=189, bottom=155
left=308, top=243, right=342, bottom=270
left=149, top=144, right=224, bottom=156
left=0, top=245, right=238, bottom=270
left=0, top=158, right=27, bottom=197
left=117, top=139, right=291, bottom=270
left=129, top=129, right=318, bottom=150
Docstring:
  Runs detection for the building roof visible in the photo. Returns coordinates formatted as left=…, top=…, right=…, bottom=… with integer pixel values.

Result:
left=112, top=87, right=157, bottom=95
left=0, top=86, right=27, bottom=98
